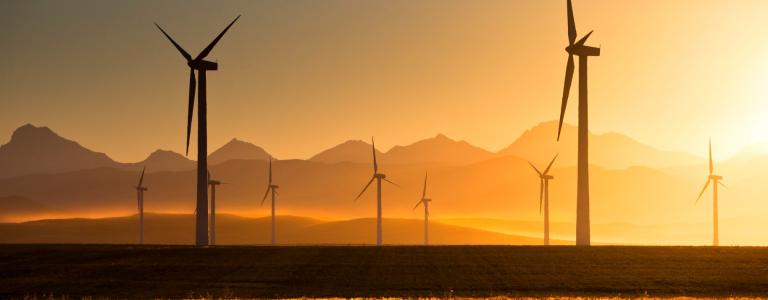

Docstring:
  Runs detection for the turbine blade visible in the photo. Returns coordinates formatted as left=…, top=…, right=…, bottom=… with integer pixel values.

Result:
left=696, top=179, right=711, bottom=203
left=413, top=200, right=423, bottom=210
left=261, top=187, right=270, bottom=205
left=372, top=137, right=378, bottom=174
left=718, top=181, right=727, bottom=189
left=185, top=68, right=196, bottom=156
left=195, top=15, right=241, bottom=61
left=539, top=179, right=544, bottom=215
left=567, top=0, right=576, bottom=45
left=154, top=22, right=192, bottom=61
left=557, top=55, right=574, bottom=141
left=709, top=139, right=714, bottom=175
left=354, top=177, right=376, bottom=201
left=383, top=178, right=399, bottom=187
left=544, top=154, right=559, bottom=175
left=268, top=159, right=273, bottom=184
left=574, top=31, right=593, bottom=46
left=138, top=166, right=146, bottom=187
left=421, top=172, right=428, bottom=199
left=528, top=161, right=543, bottom=176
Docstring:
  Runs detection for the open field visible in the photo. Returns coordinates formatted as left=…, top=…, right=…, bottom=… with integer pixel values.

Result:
left=2, top=245, right=768, bottom=298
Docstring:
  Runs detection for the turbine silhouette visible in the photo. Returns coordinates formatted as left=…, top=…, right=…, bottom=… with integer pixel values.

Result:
left=696, top=139, right=726, bottom=247
left=207, top=171, right=227, bottom=246
left=528, top=155, right=557, bottom=246
left=354, top=137, right=398, bottom=246
left=413, top=172, right=432, bottom=246
left=261, top=159, right=279, bottom=245
left=135, top=167, right=148, bottom=245
left=557, top=0, right=600, bottom=246
left=155, top=15, right=240, bottom=246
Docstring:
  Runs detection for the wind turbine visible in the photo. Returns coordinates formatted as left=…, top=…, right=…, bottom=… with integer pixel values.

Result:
left=135, top=167, right=148, bottom=244
left=207, top=171, right=227, bottom=246
left=413, top=172, right=432, bottom=246
left=155, top=15, right=240, bottom=246
left=696, top=140, right=725, bottom=246
left=528, top=155, right=558, bottom=246
left=556, top=0, right=600, bottom=246
left=261, top=159, right=279, bottom=245
left=355, top=137, right=398, bottom=246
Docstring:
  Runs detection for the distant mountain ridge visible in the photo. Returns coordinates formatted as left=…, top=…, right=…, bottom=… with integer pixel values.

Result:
left=310, top=134, right=493, bottom=165
left=498, top=121, right=701, bottom=169
left=0, top=124, right=275, bottom=178
left=0, top=121, right=702, bottom=180
left=0, top=124, right=119, bottom=178
left=209, top=138, right=273, bottom=165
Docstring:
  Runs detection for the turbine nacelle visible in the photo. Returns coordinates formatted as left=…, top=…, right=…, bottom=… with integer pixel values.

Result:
left=375, top=173, right=387, bottom=179
left=208, top=180, right=222, bottom=186
left=542, top=175, right=555, bottom=180
left=188, top=60, right=218, bottom=71
left=136, top=187, right=148, bottom=191
left=270, top=184, right=280, bottom=189
left=709, top=175, right=723, bottom=180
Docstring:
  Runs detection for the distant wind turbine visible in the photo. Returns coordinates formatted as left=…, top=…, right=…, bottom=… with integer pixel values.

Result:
left=208, top=171, right=227, bottom=246
left=696, top=139, right=725, bottom=247
left=355, top=137, right=398, bottom=246
left=413, top=172, right=432, bottom=246
left=261, top=159, right=279, bottom=245
left=556, top=0, right=600, bottom=246
left=135, top=167, right=148, bottom=244
left=155, top=15, right=240, bottom=246
left=528, top=155, right=558, bottom=246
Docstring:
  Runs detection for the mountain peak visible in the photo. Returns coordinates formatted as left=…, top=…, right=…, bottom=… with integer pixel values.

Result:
left=309, top=139, right=381, bottom=164
left=135, top=149, right=194, bottom=172
left=208, top=138, right=272, bottom=165
left=384, top=134, right=493, bottom=165
left=0, top=124, right=117, bottom=178
left=10, top=124, right=59, bottom=143
left=147, top=149, right=184, bottom=159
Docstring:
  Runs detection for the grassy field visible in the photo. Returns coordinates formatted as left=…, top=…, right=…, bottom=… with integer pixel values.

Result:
left=1, top=245, right=768, bottom=298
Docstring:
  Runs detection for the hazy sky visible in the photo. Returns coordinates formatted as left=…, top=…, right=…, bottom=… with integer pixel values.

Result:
left=2, top=0, right=768, bottom=162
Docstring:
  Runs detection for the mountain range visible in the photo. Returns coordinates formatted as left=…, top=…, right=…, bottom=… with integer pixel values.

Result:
left=0, top=121, right=701, bottom=180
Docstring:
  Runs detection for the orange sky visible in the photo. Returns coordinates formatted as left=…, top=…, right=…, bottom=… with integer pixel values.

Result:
left=2, top=0, right=768, bottom=162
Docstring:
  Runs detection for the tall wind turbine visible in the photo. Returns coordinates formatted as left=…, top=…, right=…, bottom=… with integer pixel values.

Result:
left=135, top=167, right=148, bottom=244
left=207, top=171, right=227, bottom=246
left=261, top=159, right=279, bottom=245
left=155, top=15, right=240, bottom=246
left=413, top=172, right=432, bottom=246
left=355, top=137, right=398, bottom=246
left=556, top=0, right=600, bottom=246
left=528, top=155, right=557, bottom=246
left=696, top=140, right=725, bottom=246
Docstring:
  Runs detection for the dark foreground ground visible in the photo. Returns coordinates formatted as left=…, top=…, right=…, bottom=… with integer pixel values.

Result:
left=1, top=245, right=768, bottom=298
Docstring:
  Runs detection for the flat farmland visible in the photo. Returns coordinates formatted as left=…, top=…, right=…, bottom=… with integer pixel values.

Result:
left=1, top=245, right=767, bottom=298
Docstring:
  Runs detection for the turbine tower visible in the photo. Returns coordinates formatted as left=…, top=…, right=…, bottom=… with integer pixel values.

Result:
left=696, top=140, right=725, bottom=246
left=528, top=155, right=558, bottom=246
left=556, top=0, right=600, bottom=246
left=155, top=15, right=240, bottom=246
left=355, top=137, right=398, bottom=246
left=135, top=167, right=148, bottom=244
left=261, top=159, right=279, bottom=245
left=207, top=171, right=227, bottom=246
left=413, top=172, right=432, bottom=246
